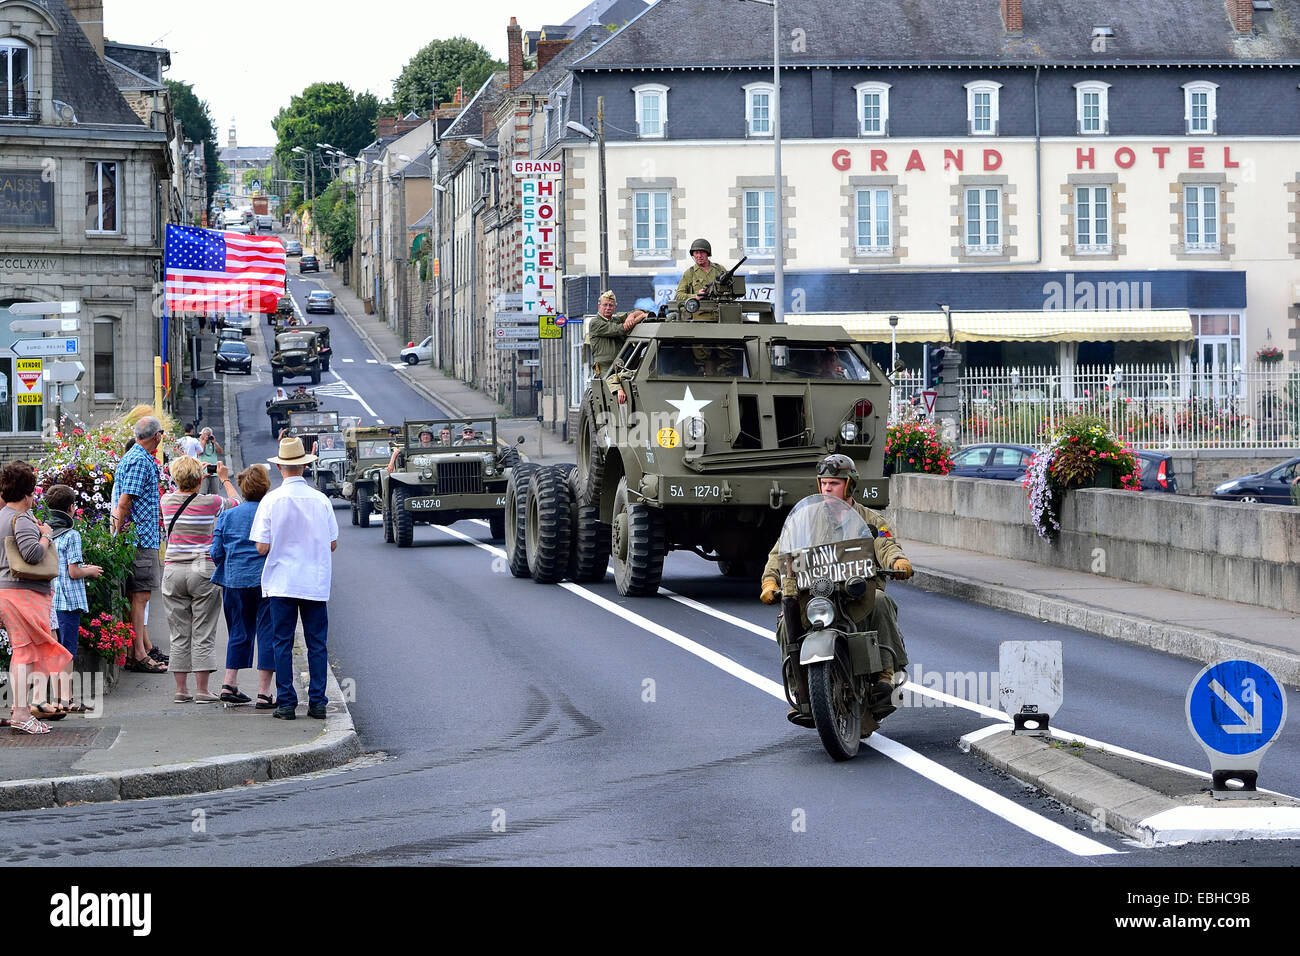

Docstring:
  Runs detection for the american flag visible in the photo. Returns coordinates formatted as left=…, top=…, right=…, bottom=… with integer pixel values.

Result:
left=164, top=224, right=287, bottom=315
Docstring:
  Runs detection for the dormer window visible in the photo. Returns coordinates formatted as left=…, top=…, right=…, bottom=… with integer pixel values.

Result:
left=965, top=81, right=1001, bottom=136
left=1074, top=81, right=1110, bottom=134
left=744, top=82, right=773, bottom=137
left=1183, top=81, right=1217, bottom=134
left=633, top=83, right=669, bottom=138
left=0, top=39, right=33, bottom=119
left=854, top=81, right=890, bottom=137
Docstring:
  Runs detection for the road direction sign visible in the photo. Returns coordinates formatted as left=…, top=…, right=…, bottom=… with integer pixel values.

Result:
left=1186, top=660, right=1287, bottom=795
left=522, top=358, right=540, bottom=367
left=494, top=311, right=534, bottom=326
left=921, top=389, right=937, bottom=415
left=11, top=337, right=78, bottom=358
left=493, top=341, right=540, bottom=351
left=6, top=300, right=78, bottom=315
left=494, top=326, right=540, bottom=340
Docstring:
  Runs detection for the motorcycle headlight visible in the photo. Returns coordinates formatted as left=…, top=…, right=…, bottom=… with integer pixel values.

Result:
left=686, top=417, right=706, bottom=441
left=806, top=597, right=835, bottom=630
left=840, top=421, right=857, bottom=442
left=845, top=576, right=868, bottom=599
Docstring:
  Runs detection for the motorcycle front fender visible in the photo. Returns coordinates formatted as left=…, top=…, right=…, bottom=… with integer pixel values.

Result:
left=798, top=629, right=843, bottom=666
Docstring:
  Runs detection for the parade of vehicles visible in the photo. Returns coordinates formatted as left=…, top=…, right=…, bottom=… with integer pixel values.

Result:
left=270, top=294, right=295, bottom=324
left=503, top=266, right=893, bottom=594
left=272, top=316, right=332, bottom=371
left=265, top=389, right=319, bottom=438
left=375, top=418, right=521, bottom=548
left=343, top=426, right=399, bottom=526
left=270, top=329, right=323, bottom=386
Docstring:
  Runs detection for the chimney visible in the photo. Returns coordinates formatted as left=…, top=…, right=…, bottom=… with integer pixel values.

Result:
left=1000, top=0, right=1023, bottom=34
left=507, top=17, right=524, bottom=89
left=65, top=0, right=106, bottom=61
left=1225, top=0, right=1253, bottom=32
left=536, top=38, right=571, bottom=70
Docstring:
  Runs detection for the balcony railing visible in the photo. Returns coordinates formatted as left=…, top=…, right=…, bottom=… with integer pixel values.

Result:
left=0, top=89, right=39, bottom=122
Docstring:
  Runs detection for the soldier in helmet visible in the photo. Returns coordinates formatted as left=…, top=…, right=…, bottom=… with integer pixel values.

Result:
left=586, top=290, right=649, bottom=375
left=760, top=453, right=914, bottom=726
left=674, top=238, right=727, bottom=308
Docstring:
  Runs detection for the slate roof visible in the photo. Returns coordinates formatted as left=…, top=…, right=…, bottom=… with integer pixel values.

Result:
left=398, top=153, right=431, bottom=177
left=219, top=146, right=274, bottom=164
left=518, top=25, right=611, bottom=93
left=43, top=0, right=146, bottom=126
left=572, top=0, right=1300, bottom=69
left=560, top=0, right=648, bottom=30
left=104, top=56, right=163, bottom=92
left=441, top=72, right=508, bottom=139
left=103, top=41, right=169, bottom=82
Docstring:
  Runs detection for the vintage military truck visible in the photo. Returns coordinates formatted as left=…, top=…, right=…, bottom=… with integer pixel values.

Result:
left=376, top=418, right=521, bottom=548
left=272, top=317, right=332, bottom=372
left=265, top=390, right=319, bottom=439
left=270, top=329, right=322, bottom=386
left=344, top=426, right=399, bottom=526
left=506, top=271, right=892, bottom=595
left=270, top=293, right=294, bottom=325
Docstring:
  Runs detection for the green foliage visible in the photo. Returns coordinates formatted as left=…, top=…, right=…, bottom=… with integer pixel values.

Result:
left=242, top=164, right=273, bottom=189
left=391, top=37, right=503, bottom=114
left=79, top=521, right=137, bottom=623
left=166, top=79, right=222, bottom=204
left=312, top=179, right=356, bottom=262
left=273, top=83, right=380, bottom=198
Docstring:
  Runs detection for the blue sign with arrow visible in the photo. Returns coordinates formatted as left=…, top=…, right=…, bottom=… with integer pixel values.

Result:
left=1186, top=660, right=1286, bottom=758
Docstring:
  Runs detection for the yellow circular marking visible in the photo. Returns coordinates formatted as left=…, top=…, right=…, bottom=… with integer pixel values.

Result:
left=657, top=428, right=681, bottom=448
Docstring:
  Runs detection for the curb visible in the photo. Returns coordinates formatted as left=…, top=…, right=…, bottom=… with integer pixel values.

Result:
left=965, top=728, right=1300, bottom=845
left=908, top=568, right=1300, bottom=687
left=0, top=652, right=361, bottom=812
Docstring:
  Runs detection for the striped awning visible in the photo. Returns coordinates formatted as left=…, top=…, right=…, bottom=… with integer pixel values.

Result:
left=785, top=310, right=1194, bottom=343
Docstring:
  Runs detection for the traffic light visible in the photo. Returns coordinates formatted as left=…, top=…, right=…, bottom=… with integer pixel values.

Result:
left=926, top=346, right=949, bottom=388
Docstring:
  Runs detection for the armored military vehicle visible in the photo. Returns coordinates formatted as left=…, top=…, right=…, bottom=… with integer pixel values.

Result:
left=270, top=329, right=322, bottom=386
left=264, top=389, right=319, bottom=439
left=376, top=418, right=521, bottom=548
left=343, top=426, right=398, bottom=525
left=508, top=267, right=892, bottom=595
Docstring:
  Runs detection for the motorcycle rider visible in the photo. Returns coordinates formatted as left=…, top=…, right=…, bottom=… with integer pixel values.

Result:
left=760, top=454, right=914, bottom=727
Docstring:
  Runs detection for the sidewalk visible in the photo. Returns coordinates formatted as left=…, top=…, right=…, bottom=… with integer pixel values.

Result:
left=310, top=265, right=573, bottom=465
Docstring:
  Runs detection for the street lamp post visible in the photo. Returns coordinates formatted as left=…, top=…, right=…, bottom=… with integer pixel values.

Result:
left=888, top=314, right=899, bottom=420
left=565, top=117, right=608, bottom=291
left=737, top=0, right=782, bottom=322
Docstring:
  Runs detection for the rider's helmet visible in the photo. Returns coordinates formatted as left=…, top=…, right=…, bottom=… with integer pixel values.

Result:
left=816, top=453, right=859, bottom=497
left=689, top=238, right=712, bottom=256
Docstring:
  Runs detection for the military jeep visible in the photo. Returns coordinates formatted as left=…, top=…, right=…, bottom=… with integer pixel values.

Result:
left=508, top=272, right=892, bottom=595
left=272, top=318, right=333, bottom=372
left=344, top=426, right=398, bottom=526
left=270, top=329, right=322, bottom=386
left=376, top=418, right=521, bottom=548
left=270, top=294, right=294, bottom=325
left=265, top=390, right=319, bottom=439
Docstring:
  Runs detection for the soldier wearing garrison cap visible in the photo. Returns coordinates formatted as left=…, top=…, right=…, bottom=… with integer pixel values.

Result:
left=586, top=289, right=649, bottom=374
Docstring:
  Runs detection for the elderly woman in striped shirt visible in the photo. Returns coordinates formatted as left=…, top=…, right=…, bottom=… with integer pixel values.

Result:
left=160, top=456, right=240, bottom=703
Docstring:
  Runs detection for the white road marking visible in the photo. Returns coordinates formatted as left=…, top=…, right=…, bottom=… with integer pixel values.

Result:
left=431, top=523, right=1118, bottom=857
left=366, top=359, right=378, bottom=364
left=342, top=358, right=355, bottom=363
left=375, top=419, right=385, bottom=425
left=307, top=370, right=377, bottom=417
left=390, top=363, right=406, bottom=370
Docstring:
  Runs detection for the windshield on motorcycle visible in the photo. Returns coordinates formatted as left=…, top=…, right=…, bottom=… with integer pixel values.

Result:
left=776, top=494, right=875, bottom=554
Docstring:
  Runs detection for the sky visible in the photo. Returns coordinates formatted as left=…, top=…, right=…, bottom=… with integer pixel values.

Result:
left=104, top=0, right=634, bottom=146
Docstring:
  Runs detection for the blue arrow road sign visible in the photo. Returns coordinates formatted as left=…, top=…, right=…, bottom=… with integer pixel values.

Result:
left=1186, top=660, right=1286, bottom=757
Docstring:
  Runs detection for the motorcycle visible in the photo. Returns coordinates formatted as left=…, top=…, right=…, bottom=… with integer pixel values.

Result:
left=774, top=494, right=907, bottom=761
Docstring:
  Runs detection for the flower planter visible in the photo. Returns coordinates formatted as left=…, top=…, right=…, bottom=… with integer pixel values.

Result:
left=73, top=644, right=120, bottom=693
left=1084, top=464, right=1117, bottom=489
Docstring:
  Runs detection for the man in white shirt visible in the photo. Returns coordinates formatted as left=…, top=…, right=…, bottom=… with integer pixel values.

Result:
left=179, top=424, right=204, bottom=458
left=251, top=437, right=339, bottom=720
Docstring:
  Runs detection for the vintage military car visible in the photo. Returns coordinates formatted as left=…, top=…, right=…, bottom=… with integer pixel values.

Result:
left=270, top=294, right=294, bottom=325
left=344, top=426, right=399, bottom=526
left=375, top=418, right=520, bottom=548
left=270, top=329, right=322, bottom=386
left=272, top=317, right=333, bottom=372
left=309, top=416, right=359, bottom=499
left=507, top=269, right=892, bottom=594
left=265, top=390, right=319, bottom=439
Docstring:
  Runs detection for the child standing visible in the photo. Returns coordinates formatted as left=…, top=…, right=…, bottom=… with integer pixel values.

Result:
left=45, top=485, right=103, bottom=711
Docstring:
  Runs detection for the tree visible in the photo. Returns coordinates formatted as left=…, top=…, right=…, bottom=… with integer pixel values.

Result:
left=272, top=82, right=380, bottom=200
left=165, top=79, right=222, bottom=204
left=391, top=37, right=504, bottom=114
left=311, top=178, right=356, bottom=263
left=242, top=164, right=272, bottom=190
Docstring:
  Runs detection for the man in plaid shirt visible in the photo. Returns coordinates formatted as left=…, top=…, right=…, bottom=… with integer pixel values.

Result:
left=109, top=417, right=169, bottom=673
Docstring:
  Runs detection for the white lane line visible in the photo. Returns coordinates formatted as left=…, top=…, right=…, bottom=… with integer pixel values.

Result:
left=342, top=358, right=355, bottom=363
left=366, top=359, right=378, bottom=364
left=432, top=523, right=1117, bottom=857
left=323, top=369, right=376, bottom=418
left=661, top=588, right=774, bottom=640
left=375, top=419, right=385, bottom=425
left=389, top=363, right=406, bottom=370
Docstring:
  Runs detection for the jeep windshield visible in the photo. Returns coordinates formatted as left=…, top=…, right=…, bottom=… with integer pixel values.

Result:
left=356, top=439, right=391, bottom=460
left=769, top=344, right=871, bottom=381
left=404, top=419, right=495, bottom=449
left=652, top=343, right=750, bottom=378
left=276, top=332, right=315, bottom=348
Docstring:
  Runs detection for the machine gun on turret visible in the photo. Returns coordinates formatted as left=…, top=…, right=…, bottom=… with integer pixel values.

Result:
left=683, top=256, right=748, bottom=315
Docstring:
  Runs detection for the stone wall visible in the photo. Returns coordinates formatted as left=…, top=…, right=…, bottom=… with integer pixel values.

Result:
left=889, top=473, right=1300, bottom=612
left=1164, top=450, right=1300, bottom=496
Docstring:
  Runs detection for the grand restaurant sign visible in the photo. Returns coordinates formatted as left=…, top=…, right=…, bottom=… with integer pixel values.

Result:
left=0, top=169, right=55, bottom=229
left=830, top=145, right=1245, bottom=173
left=515, top=160, right=562, bottom=315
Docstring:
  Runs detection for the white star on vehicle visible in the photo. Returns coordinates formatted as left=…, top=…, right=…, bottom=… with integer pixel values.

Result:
left=666, top=386, right=712, bottom=424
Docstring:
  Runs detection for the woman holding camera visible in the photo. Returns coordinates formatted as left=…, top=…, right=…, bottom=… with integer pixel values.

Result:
left=160, top=457, right=239, bottom=703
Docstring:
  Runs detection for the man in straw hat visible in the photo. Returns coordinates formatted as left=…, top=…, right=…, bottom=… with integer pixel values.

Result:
left=251, top=436, right=339, bottom=720
left=586, top=289, right=649, bottom=375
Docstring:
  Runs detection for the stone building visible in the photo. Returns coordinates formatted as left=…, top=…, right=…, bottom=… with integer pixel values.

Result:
left=0, top=0, right=175, bottom=456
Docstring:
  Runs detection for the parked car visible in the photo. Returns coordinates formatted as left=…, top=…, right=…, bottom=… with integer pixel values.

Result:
left=306, top=289, right=335, bottom=314
left=1135, top=450, right=1179, bottom=494
left=256, top=214, right=274, bottom=232
left=1212, top=455, right=1300, bottom=505
left=214, top=327, right=243, bottom=351
left=950, top=443, right=1038, bottom=481
left=299, top=254, right=319, bottom=273
left=401, top=335, right=433, bottom=366
left=284, top=239, right=303, bottom=256
left=215, top=339, right=253, bottom=374
left=222, top=313, right=254, bottom=336
left=225, top=220, right=253, bottom=235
